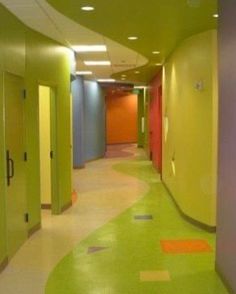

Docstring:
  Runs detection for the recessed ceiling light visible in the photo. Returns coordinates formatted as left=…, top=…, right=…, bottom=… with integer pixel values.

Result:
left=128, top=36, right=138, bottom=40
left=121, top=78, right=126, bottom=81
left=81, top=6, right=94, bottom=11
left=155, top=63, right=162, bottom=66
left=84, top=61, right=111, bottom=66
left=213, top=13, right=219, bottom=18
left=72, top=45, right=107, bottom=52
left=152, top=51, right=160, bottom=55
left=121, top=74, right=127, bottom=77
left=76, top=71, right=93, bottom=75
left=135, top=71, right=140, bottom=74
left=97, top=79, right=115, bottom=82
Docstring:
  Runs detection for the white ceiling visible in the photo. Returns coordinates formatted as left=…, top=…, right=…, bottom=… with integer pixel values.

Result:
left=0, top=0, right=148, bottom=82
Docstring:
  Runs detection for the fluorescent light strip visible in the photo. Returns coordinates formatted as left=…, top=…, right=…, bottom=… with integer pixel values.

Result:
left=97, top=79, right=115, bottom=82
left=72, top=45, right=107, bottom=52
left=76, top=71, right=93, bottom=75
left=84, top=61, right=111, bottom=66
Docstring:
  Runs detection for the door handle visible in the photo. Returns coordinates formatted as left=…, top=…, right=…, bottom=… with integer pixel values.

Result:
left=50, top=151, right=53, bottom=159
left=9, top=158, right=14, bottom=179
left=6, top=150, right=14, bottom=186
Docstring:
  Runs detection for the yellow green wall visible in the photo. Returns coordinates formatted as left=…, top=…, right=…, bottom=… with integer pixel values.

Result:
left=162, top=30, right=218, bottom=227
left=0, top=4, right=72, bottom=264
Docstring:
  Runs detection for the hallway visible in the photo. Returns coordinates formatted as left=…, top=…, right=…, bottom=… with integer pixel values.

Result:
left=0, top=145, right=227, bottom=293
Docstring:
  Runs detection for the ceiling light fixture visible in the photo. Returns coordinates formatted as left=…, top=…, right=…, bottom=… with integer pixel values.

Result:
left=84, top=61, right=111, bottom=66
left=152, top=51, right=160, bottom=55
left=97, top=79, right=115, bottom=82
left=76, top=71, right=93, bottom=75
left=155, top=63, right=162, bottom=66
left=128, top=36, right=138, bottom=40
left=121, top=74, right=127, bottom=77
left=135, top=71, right=140, bottom=74
left=81, top=6, right=95, bottom=11
left=72, top=45, right=107, bottom=52
left=213, top=13, right=219, bottom=18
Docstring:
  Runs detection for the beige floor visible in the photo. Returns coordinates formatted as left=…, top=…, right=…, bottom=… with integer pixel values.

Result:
left=0, top=146, right=148, bottom=294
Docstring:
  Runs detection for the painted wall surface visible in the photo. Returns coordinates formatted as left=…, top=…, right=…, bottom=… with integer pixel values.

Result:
left=26, top=30, right=72, bottom=219
left=84, top=80, right=106, bottom=161
left=162, top=30, right=218, bottom=227
left=216, top=1, right=236, bottom=291
left=39, top=86, right=51, bottom=205
left=106, top=93, right=138, bottom=144
left=0, top=5, right=72, bottom=264
left=72, top=76, right=85, bottom=168
left=0, top=4, right=26, bottom=265
left=149, top=72, right=162, bottom=172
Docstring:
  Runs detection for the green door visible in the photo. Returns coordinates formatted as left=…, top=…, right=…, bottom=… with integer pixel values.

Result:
left=4, top=72, right=27, bottom=258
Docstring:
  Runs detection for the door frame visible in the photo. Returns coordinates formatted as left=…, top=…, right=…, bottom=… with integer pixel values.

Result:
left=38, top=81, right=59, bottom=215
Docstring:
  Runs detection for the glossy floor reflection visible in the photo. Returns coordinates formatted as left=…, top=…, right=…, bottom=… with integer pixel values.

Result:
left=46, top=149, right=228, bottom=294
left=0, top=145, right=147, bottom=294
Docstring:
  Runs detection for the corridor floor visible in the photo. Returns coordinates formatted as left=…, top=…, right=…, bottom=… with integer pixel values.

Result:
left=46, top=145, right=227, bottom=294
left=0, top=145, right=228, bottom=293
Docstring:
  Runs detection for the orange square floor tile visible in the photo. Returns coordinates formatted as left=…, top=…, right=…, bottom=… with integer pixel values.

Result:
left=160, top=239, right=212, bottom=254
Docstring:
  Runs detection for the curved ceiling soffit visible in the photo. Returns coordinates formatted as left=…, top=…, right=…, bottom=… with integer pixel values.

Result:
left=45, top=0, right=217, bottom=83
left=0, top=0, right=148, bottom=83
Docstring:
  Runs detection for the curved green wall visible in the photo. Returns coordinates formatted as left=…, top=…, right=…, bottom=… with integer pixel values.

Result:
left=0, top=4, right=72, bottom=265
left=162, top=30, right=218, bottom=227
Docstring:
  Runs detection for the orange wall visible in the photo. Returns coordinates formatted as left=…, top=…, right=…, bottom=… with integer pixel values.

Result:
left=106, top=93, right=138, bottom=144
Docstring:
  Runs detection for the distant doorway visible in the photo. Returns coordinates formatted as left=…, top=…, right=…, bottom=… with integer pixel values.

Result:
left=38, top=85, right=58, bottom=214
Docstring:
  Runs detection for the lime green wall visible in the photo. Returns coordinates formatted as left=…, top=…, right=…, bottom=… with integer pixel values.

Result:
left=0, top=4, right=26, bottom=265
left=162, top=30, right=218, bottom=227
left=25, top=29, right=72, bottom=222
left=0, top=73, right=7, bottom=264
left=0, top=4, right=72, bottom=264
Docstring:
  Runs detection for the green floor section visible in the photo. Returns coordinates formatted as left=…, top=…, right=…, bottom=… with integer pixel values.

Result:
left=45, top=158, right=228, bottom=294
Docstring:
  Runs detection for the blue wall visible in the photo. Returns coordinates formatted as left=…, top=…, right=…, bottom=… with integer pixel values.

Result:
left=72, top=76, right=85, bottom=168
left=84, top=80, right=106, bottom=161
left=72, top=78, right=106, bottom=167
